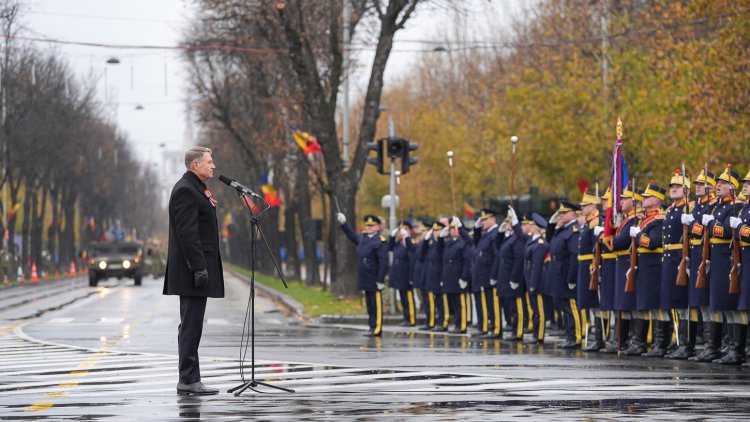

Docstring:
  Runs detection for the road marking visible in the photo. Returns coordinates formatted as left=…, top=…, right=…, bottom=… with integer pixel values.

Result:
left=48, top=318, right=75, bottom=324
left=206, top=318, right=229, bottom=325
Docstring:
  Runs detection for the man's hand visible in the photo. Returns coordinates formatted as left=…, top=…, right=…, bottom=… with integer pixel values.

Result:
left=391, top=228, right=399, bottom=237
left=730, top=216, right=742, bottom=229
left=702, top=214, right=715, bottom=226
left=194, top=269, right=209, bottom=288
left=510, top=281, right=519, bottom=290
left=475, top=217, right=483, bottom=228
left=681, top=213, right=695, bottom=225
left=451, top=216, right=463, bottom=228
left=400, top=228, right=410, bottom=238
left=568, top=283, right=576, bottom=290
left=629, top=226, right=641, bottom=238
left=593, top=226, right=604, bottom=237
left=424, top=229, right=433, bottom=240
left=459, top=279, right=468, bottom=289
left=337, top=212, right=346, bottom=225
left=490, top=278, right=498, bottom=286
left=507, top=206, right=519, bottom=226
left=549, top=211, right=560, bottom=225
left=439, top=227, right=450, bottom=238
left=376, top=282, right=385, bottom=291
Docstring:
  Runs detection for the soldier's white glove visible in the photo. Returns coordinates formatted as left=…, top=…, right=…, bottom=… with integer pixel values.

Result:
left=475, top=217, right=484, bottom=228
left=507, top=206, right=519, bottom=226
left=629, top=226, right=641, bottom=238
left=391, top=228, right=399, bottom=237
left=490, top=278, right=498, bottom=286
left=376, top=282, right=385, bottom=291
left=702, top=214, right=715, bottom=226
left=681, top=213, right=695, bottom=225
left=337, top=212, right=346, bottom=225
left=400, top=228, right=410, bottom=238
left=568, top=283, right=576, bottom=290
left=705, top=260, right=711, bottom=274
left=510, top=281, right=519, bottom=290
left=439, top=227, right=450, bottom=238
left=452, top=216, right=463, bottom=228
left=730, top=216, right=742, bottom=229
left=424, top=229, right=433, bottom=240
left=529, top=287, right=536, bottom=294
left=593, top=226, right=605, bottom=237
left=440, top=281, right=444, bottom=287
left=549, top=211, right=560, bottom=225
left=459, top=279, right=468, bottom=289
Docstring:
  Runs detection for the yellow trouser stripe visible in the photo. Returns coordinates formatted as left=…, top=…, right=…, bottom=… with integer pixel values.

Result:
left=525, top=293, right=533, bottom=330
left=465, top=293, right=472, bottom=325
left=407, top=291, right=415, bottom=325
left=570, top=298, right=582, bottom=345
left=646, top=317, right=653, bottom=344
left=480, top=291, right=488, bottom=332
left=460, top=295, right=467, bottom=331
left=537, top=294, right=545, bottom=340
left=442, top=293, right=450, bottom=328
left=493, top=288, right=501, bottom=335
left=428, top=292, right=435, bottom=328
left=375, top=291, right=382, bottom=335
left=740, top=312, right=748, bottom=325
left=690, top=308, right=698, bottom=322
left=581, top=309, right=588, bottom=342
left=516, top=297, right=524, bottom=338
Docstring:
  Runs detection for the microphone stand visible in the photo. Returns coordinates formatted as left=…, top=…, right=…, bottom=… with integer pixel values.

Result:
left=226, top=189, right=293, bottom=396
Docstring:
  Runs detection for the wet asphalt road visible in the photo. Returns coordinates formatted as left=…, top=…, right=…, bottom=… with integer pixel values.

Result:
left=1, top=274, right=750, bottom=420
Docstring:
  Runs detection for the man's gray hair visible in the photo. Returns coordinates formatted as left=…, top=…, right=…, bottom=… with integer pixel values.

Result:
left=184, top=146, right=212, bottom=170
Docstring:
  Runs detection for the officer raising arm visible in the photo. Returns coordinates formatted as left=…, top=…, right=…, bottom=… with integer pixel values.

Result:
left=338, top=213, right=388, bottom=337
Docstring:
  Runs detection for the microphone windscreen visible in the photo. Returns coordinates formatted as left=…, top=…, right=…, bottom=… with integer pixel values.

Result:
left=218, top=175, right=232, bottom=186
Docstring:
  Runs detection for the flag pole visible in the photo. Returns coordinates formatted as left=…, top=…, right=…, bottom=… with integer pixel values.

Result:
left=447, top=151, right=457, bottom=215
left=510, top=136, right=518, bottom=207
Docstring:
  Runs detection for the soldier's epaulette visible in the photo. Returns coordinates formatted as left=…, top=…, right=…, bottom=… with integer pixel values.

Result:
left=710, top=197, right=719, bottom=205
left=689, top=200, right=696, bottom=207
left=572, top=225, right=579, bottom=233
left=655, top=214, right=665, bottom=220
left=636, top=212, right=645, bottom=219
left=538, top=238, right=545, bottom=244
left=588, top=220, right=598, bottom=230
left=380, top=235, right=387, bottom=242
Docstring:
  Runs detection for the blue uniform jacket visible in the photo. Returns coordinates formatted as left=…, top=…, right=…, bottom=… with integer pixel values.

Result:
left=420, top=238, right=444, bottom=293
left=524, top=235, right=548, bottom=294
left=438, top=236, right=471, bottom=293
left=388, top=236, right=415, bottom=291
left=661, top=200, right=688, bottom=309
left=634, top=209, right=664, bottom=310
left=496, top=230, right=526, bottom=298
left=577, top=215, right=602, bottom=309
left=706, top=196, right=740, bottom=311
left=613, top=213, right=637, bottom=311
left=688, top=196, right=715, bottom=307
left=546, top=220, right=579, bottom=299
left=469, top=225, right=500, bottom=291
left=341, top=224, right=388, bottom=292
left=735, top=202, right=750, bottom=311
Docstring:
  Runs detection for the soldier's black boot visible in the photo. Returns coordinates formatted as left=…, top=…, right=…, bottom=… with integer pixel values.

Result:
left=721, top=323, right=732, bottom=356
left=666, top=320, right=696, bottom=360
left=690, top=322, right=723, bottom=362
left=621, top=319, right=647, bottom=356
left=714, top=324, right=746, bottom=365
left=600, top=317, right=629, bottom=354
left=743, top=325, right=750, bottom=368
left=583, top=318, right=605, bottom=352
left=643, top=321, right=670, bottom=357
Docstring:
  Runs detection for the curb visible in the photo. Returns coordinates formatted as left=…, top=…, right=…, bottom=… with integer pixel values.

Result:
left=227, top=269, right=306, bottom=318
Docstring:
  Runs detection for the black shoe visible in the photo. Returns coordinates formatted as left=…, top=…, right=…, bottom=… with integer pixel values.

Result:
left=431, top=326, right=448, bottom=332
left=583, top=341, right=605, bottom=352
left=621, top=343, right=646, bottom=356
left=177, top=382, right=219, bottom=396
left=524, top=338, right=543, bottom=345
left=418, top=325, right=433, bottom=331
left=665, top=345, right=694, bottom=360
left=399, top=321, right=414, bottom=327
left=559, top=340, right=579, bottom=349
left=448, top=328, right=467, bottom=334
left=689, top=322, right=723, bottom=362
left=471, top=330, right=487, bottom=337
left=598, top=343, right=619, bottom=354
left=483, top=332, right=502, bottom=339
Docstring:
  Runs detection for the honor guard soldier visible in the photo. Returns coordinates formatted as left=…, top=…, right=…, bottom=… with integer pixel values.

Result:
left=389, top=221, right=416, bottom=327
left=662, top=170, right=692, bottom=359
left=601, top=184, right=641, bottom=354
left=499, top=206, right=527, bottom=341
left=674, top=169, right=716, bottom=360
left=413, top=222, right=430, bottom=329
left=690, top=166, right=741, bottom=361
left=421, top=220, right=449, bottom=331
left=546, top=200, right=582, bottom=348
left=438, top=217, right=472, bottom=333
left=595, top=189, right=617, bottom=352
left=516, top=213, right=549, bottom=344
left=338, top=213, right=388, bottom=337
left=624, top=182, right=666, bottom=356
left=730, top=170, right=750, bottom=367
left=577, top=192, right=606, bottom=352
left=466, top=209, right=501, bottom=338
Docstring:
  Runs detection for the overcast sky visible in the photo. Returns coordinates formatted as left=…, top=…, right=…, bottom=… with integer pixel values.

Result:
left=20, top=0, right=528, bottom=167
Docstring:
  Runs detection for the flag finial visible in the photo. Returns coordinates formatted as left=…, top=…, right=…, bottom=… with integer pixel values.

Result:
left=616, top=118, right=623, bottom=139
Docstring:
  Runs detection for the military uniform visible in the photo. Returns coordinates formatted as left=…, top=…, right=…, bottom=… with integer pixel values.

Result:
left=341, top=215, right=388, bottom=337
left=438, top=219, right=472, bottom=333
left=577, top=192, right=605, bottom=352
left=733, top=173, right=750, bottom=366
left=388, top=222, right=416, bottom=327
left=546, top=200, right=582, bottom=348
left=516, top=213, right=549, bottom=344
left=420, top=222, right=447, bottom=331
left=467, top=209, right=501, bottom=338
left=497, top=218, right=527, bottom=341
left=597, top=189, right=618, bottom=352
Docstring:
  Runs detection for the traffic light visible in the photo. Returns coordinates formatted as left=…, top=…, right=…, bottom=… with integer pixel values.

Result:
left=366, top=139, right=385, bottom=174
left=386, top=137, right=405, bottom=159
left=402, top=140, right=418, bottom=174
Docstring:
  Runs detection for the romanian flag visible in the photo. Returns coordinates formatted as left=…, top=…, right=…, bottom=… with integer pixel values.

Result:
left=6, top=203, right=21, bottom=221
left=602, top=119, right=629, bottom=249
left=291, top=127, right=322, bottom=156
left=262, top=184, right=282, bottom=207
left=86, top=213, right=96, bottom=232
left=463, top=200, right=477, bottom=219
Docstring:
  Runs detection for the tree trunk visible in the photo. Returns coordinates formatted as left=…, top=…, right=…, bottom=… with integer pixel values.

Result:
left=329, top=178, right=357, bottom=297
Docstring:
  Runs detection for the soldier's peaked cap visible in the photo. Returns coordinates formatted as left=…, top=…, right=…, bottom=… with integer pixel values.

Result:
left=363, top=214, right=381, bottom=226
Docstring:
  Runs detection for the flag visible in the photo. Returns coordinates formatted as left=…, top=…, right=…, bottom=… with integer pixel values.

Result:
left=6, top=203, right=21, bottom=222
left=86, top=213, right=96, bottom=232
left=262, top=184, right=282, bottom=207
left=291, top=126, right=322, bottom=156
left=463, top=200, right=477, bottom=219
left=602, top=119, right=629, bottom=249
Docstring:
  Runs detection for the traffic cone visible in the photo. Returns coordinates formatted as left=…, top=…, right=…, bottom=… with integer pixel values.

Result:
left=70, top=261, right=77, bottom=277
left=31, top=263, right=39, bottom=283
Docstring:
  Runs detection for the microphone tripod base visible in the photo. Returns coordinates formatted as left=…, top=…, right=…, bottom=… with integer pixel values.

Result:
left=228, top=380, right=295, bottom=396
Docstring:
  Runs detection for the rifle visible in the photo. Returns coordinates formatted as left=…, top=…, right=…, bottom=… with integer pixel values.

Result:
left=729, top=176, right=741, bottom=295
left=676, top=164, right=690, bottom=287
left=625, top=178, right=637, bottom=293
left=696, top=163, right=710, bottom=289
left=589, top=182, right=601, bottom=291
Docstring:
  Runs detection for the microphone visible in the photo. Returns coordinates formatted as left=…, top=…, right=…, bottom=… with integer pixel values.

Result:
left=218, top=175, right=263, bottom=198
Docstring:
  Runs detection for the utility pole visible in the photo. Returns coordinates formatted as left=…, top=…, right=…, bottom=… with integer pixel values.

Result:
left=388, top=117, right=396, bottom=232
left=601, top=0, right=609, bottom=117
left=342, top=0, right=350, bottom=168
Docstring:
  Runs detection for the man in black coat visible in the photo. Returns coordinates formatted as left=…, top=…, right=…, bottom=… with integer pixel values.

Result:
left=164, top=146, right=224, bottom=395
